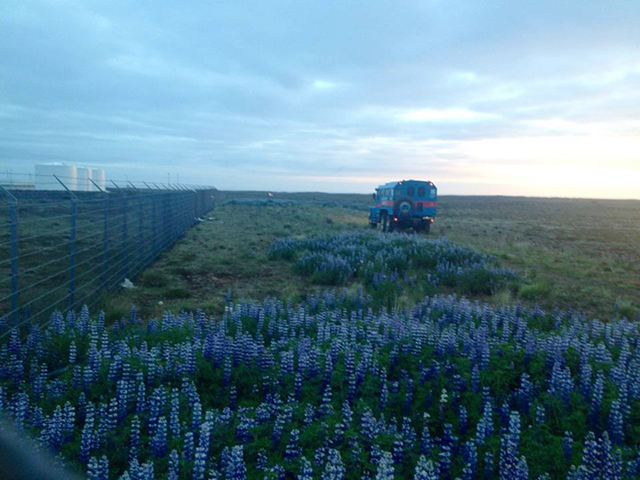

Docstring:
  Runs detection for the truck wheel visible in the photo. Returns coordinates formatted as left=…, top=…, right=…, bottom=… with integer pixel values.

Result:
left=382, top=214, right=389, bottom=232
left=370, top=222, right=377, bottom=229
left=422, top=222, right=431, bottom=235
left=388, top=218, right=395, bottom=233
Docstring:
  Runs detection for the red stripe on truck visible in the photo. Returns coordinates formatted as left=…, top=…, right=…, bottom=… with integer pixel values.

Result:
left=376, top=201, right=437, bottom=208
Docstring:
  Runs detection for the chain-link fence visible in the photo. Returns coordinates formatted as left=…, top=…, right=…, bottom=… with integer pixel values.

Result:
left=0, top=174, right=216, bottom=334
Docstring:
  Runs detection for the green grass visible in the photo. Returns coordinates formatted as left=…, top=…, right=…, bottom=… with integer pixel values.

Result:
left=436, top=196, right=640, bottom=319
left=108, top=203, right=370, bottom=317
left=100, top=193, right=640, bottom=321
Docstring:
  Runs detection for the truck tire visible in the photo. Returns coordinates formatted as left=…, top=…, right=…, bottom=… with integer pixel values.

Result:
left=422, top=222, right=431, bottom=235
left=388, top=218, right=395, bottom=233
left=382, top=214, right=389, bottom=232
left=370, top=222, right=377, bottom=229
left=394, top=196, right=414, bottom=217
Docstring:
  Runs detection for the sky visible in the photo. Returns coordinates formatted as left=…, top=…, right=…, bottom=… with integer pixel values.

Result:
left=1, top=1, right=639, bottom=198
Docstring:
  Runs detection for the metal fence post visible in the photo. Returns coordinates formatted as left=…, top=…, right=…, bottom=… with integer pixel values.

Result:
left=89, top=178, right=108, bottom=291
left=193, top=189, right=198, bottom=224
left=137, top=194, right=143, bottom=275
left=152, top=193, right=158, bottom=259
left=102, top=194, right=108, bottom=288
left=170, top=190, right=176, bottom=245
left=9, top=201, right=18, bottom=323
left=54, top=175, right=77, bottom=312
left=69, top=197, right=76, bottom=310
left=122, top=194, right=128, bottom=281
left=1, top=186, right=19, bottom=324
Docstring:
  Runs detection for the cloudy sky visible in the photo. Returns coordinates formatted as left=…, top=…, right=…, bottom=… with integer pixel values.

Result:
left=1, top=1, right=639, bottom=197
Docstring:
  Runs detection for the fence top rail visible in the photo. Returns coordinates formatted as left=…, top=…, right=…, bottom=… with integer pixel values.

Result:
left=0, top=188, right=217, bottom=207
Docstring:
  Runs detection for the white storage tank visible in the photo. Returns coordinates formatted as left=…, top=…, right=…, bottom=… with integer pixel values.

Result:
left=76, top=167, right=92, bottom=192
left=94, top=169, right=106, bottom=191
left=35, top=163, right=77, bottom=191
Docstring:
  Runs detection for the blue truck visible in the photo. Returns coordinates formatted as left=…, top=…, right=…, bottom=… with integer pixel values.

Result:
left=369, top=179, right=437, bottom=233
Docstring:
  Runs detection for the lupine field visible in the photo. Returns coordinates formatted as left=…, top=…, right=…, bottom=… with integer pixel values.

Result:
left=268, top=232, right=518, bottom=301
left=1, top=225, right=640, bottom=479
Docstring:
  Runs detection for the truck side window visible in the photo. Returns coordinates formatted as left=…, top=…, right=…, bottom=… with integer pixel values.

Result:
left=430, top=188, right=436, bottom=197
left=418, top=187, right=425, bottom=197
left=407, top=186, right=414, bottom=196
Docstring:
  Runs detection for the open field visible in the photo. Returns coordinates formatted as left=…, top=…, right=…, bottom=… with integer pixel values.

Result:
left=2, top=192, right=640, bottom=480
left=107, top=193, right=640, bottom=321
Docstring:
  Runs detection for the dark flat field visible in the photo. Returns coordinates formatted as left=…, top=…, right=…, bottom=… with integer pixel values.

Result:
left=106, top=192, right=640, bottom=321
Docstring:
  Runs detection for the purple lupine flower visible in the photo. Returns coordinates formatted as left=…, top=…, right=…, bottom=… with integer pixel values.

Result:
left=192, top=401, right=202, bottom=433
left=169, top=388, right=180, bottom=438
left=608, top=400, right=624, bottom=445
left=563, top=431, right=573, bottom=461
left=148, top=386, right=166, bottom=436
left=183, top=431, right=195, bottom=461
left=475, top=402, right=493, bottom=446
left=151, top=416, right=167, bottom=458
left=324, top=449, right=346, bottom=480
left=298, top=457, right=314, bottom=480
left=515, top=456, right=528, bottom=480
left=459, top=405, right=468, bottom=435
left=223, top=356, right=232, bottom=387
left=463, top=440, right=478, bottom=476
left=167, top=449, right=179, bottom=480
left=499, top=412, right=523, bottom=480
left=140, top=460, right=155, bottom=480
left=193, top=446, right=207, bottom=480
left=319, top=383, right=334, bottom=417
left=62, top=401, right=75, bottom=441
left=374, top=451, right=394, bottom=480
left=516, top=373, right=532, bottom=414
left=40, top=405, right=63, bottom=452
left=12, top=392, right=28, bottom=430
left=225, top=445, right=247, bottom=480
left=271, top=414, right=285, bottom=446
left=256, top=449, right=268, bottom=471
left=484, top=451, right=494, bottom=478
left=442, top=423, right=458, bottom=451
left=600, top=432, right=622, bottom=480
left=69, top=341, right=76, bottom=364
left=361, top=407, right=378, bottom=445
left=379, top=382, right=389, bottom=411
left=199, top=421, right=212, bottom=455
left=79, top=409, right=95, bottom=463
left=106, top=397, right=118, bottom=433
left=98, top=455, right=109, bottom=480
left=461, top=463, right=474, bottom=480
left=420, top=420, right=434, bottom=454
left=285, top=429, right=302, bottom=461
left=135, top=381, right=147, bottom=415
left=87, top=456, right=100, bottom=480
left=534, top=405, right=545, bottom=425
left=392, top=433, right=404, bottom=465
left=439, top=445, right=452, bottom=480
left=414, top=455, right=437, bottom=480
left=129, top=415, right=140, bottom=461
left=303, top=404, right=315, bottom=427
left=590, top=372, right=605, bottom=423
left=581, top=431, right=600, bottom=474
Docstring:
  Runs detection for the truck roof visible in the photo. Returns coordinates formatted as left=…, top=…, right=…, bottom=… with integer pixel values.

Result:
left=376, top=179, right=436, bottom=189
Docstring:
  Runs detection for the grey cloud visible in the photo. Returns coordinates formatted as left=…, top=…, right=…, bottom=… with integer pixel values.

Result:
left=1, top=1, right=639, bottom=195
